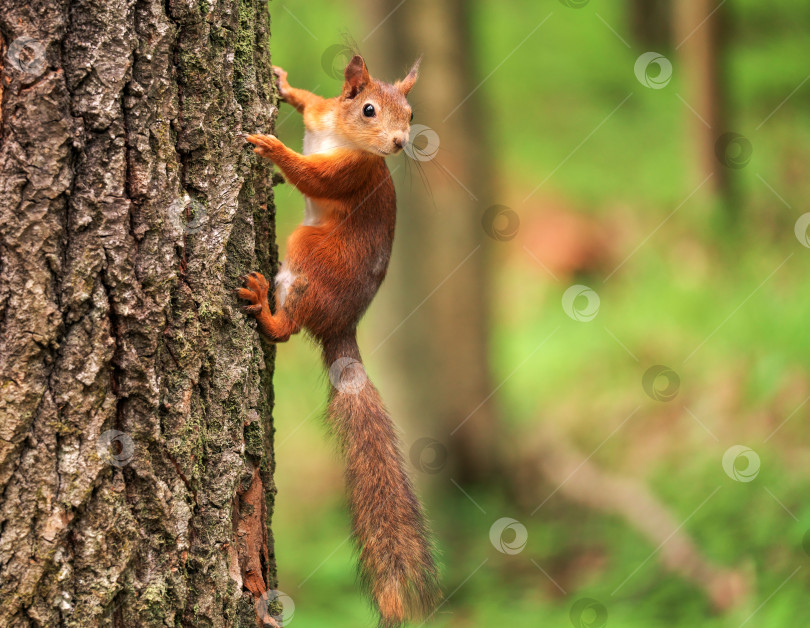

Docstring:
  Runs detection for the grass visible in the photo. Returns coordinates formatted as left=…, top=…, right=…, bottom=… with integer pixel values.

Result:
left=266, top=1, right=810, bottom=625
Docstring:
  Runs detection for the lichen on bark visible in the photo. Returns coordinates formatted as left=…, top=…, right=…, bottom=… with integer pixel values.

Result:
left=0, top=0, right=279, bottom=625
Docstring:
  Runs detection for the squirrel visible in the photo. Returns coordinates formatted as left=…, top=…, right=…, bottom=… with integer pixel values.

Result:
left=239, top=55, right=440, bottom=627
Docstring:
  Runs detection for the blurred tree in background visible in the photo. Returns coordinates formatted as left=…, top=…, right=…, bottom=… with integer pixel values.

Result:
left=365, top=0, right=500, bottom=483
left=673, top=0, right=733, bottom=212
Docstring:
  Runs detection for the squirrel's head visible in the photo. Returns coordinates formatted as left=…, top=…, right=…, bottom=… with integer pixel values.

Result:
left=337, top=55, right=420, bottom=157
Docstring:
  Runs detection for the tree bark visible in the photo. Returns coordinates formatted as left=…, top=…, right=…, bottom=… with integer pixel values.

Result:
left=0, top=0, right=278, bottom=626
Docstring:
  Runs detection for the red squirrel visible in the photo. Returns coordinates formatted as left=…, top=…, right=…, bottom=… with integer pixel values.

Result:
left=239, top=55, right=439, bottom=626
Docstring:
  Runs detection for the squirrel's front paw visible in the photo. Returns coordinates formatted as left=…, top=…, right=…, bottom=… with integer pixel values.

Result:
left=237, top=271, right=270, bottom=317
left=272, top=66, right=291, bottom=102
left=246, top=134, right=281, bottom=160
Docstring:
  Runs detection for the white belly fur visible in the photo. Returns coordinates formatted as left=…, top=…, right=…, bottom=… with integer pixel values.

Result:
left=301, top=111, right=351, bottom=226
left=274, top=264, right=296, bottom=308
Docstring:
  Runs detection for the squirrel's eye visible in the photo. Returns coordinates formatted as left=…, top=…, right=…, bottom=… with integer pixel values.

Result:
left=410, top=111, right=413, bottom=121
left=362, top=104, right=375, bottom=117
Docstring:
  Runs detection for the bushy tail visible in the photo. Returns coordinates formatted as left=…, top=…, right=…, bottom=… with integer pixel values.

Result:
left=322, top=333, right=440, bottom=627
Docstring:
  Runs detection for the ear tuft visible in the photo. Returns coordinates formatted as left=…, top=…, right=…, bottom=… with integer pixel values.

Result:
left=343, top=55, right=371, bottom=99
left=396, top=56, right=421, bottom=96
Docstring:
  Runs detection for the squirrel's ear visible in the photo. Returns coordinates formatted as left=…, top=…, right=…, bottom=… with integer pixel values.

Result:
left=343, top=55, right=370, bottom=99
left=396, top=56, right=421, bottom=96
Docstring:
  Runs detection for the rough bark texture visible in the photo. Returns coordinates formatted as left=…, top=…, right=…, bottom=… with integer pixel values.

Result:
left=0, top=0, right=279, bottom=625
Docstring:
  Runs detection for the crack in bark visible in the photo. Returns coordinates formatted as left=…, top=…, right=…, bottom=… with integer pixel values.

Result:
left=232, top=467, right=269, bottom=599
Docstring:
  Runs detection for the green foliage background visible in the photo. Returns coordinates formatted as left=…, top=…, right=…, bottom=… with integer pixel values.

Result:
left=266, top=1, right=810, bottom=626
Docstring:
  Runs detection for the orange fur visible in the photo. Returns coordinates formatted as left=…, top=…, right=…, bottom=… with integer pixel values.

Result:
left=239, top=56, right=439, bottom=626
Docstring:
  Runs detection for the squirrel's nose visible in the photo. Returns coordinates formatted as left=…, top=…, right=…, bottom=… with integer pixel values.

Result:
left=392, top=132, right=409, bottom=150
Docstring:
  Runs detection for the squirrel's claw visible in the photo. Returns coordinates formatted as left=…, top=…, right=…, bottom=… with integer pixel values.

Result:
left=272, top=66, right=291, bottom=102
left=241, top=272, right=268, bottom=294
left=237, top=272, right=270, bottom=317
left=236, top=287, right=258, bottom=303
left=245, top=134, right=280, bottom=161
left=246, top=133, right=277, bottom=146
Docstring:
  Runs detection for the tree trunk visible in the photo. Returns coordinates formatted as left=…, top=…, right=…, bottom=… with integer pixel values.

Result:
left=363, top=0, right=500, bottom=483
left=0, top=0, right=279, bottom=626
left=673, top=0, right=732, bottom=209
left=629, top=0, right=673, bottom=49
